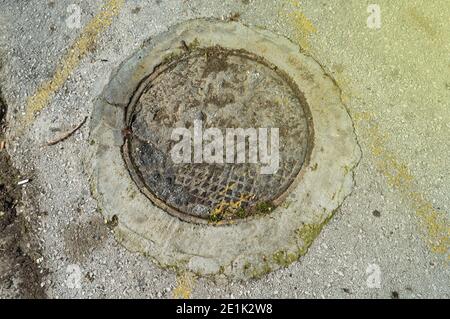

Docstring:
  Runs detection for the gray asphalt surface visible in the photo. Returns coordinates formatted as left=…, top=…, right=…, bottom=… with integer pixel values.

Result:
left=0, top=0, right=448, bottom=298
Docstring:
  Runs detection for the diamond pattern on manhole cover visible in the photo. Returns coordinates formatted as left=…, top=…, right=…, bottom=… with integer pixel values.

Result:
left=123, top=46, right=312, bottom=223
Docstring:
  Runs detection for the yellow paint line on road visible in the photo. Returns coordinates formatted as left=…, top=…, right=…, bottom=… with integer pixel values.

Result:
left=354, top=111, right=449, bottom=258
left=22, top=0, right=124, bottom=127
left=283, top=1, right=449, bottom=259
left=281, top=1, right=317, bottom=52
left=173, top=272, right=197, bottom=299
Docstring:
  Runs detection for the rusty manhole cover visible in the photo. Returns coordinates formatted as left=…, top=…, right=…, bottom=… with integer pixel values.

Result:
left=90, top=19, right=360, bottom=277
left=122, top=46, right=312, bottom=223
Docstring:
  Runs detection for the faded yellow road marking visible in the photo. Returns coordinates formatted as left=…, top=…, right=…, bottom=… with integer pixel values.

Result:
left=354, top=112, right=449, bottom=258
left=22, top=0, right=124, bottom=127
left=173, top=272, right=197, bottom=299
left=281, top=0, right=317, bottom=51
left=283, top=2, right=448, bottom=259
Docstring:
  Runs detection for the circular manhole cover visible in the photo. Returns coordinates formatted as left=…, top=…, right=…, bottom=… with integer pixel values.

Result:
left=123, top=47, right=312, bottom=223
left=89, top=19, right=360, bottom=278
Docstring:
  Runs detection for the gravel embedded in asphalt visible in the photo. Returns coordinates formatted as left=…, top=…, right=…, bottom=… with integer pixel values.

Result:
left=0, top=0, right=448, bottom=298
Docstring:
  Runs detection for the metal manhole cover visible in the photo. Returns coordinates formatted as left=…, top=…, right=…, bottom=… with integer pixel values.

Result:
left=91, top=19, right=360, bottom=277
left=123, top=46, right=312, bottom=223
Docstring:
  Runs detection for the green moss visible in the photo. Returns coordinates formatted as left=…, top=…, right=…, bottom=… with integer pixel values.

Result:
left=235, top=207, right=247, bottom=219
left=295, top=215, right=333, bottom=255
left=209, top=206, right=248, bottom=223
left=189, top=38, right=200, bottom=50
left=254, top=201, right=275, bottom=215
left=242, top=258, right=273, bottom=280
left=272, top=250, right=298, bottom=267
left=251, top=263, right=272, bottom=279
left=208, top=213, right=223, bottom=223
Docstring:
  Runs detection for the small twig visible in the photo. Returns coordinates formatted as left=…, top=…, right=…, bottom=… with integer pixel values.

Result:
left=47, top=116, right=87, bottom=146
left=0, top=140, right=5, bottom=150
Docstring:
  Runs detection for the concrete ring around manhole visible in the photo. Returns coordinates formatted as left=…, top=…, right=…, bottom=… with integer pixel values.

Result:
left=88, top=19, right=361, bottom=279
